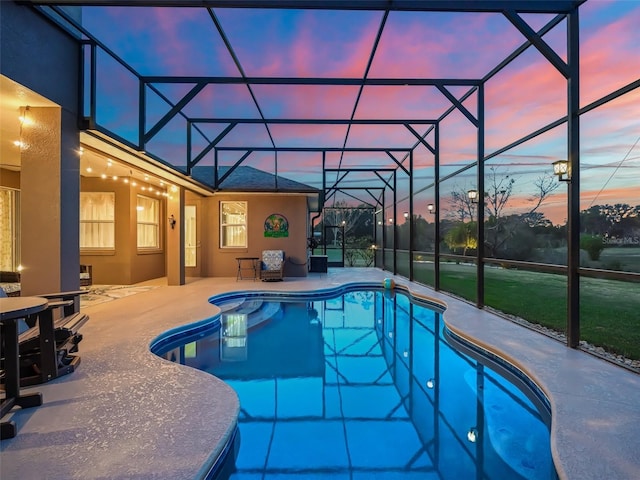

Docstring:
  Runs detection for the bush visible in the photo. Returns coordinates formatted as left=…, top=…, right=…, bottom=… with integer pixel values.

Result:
left=580, top=234, right=605, bottom=261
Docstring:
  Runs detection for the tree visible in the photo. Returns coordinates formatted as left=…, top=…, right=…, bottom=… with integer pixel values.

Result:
left=448, top=189, right=475, bottom=222
left=580, top=204, right=640, bottom=239
left=444, top=222, right=477, bottom=255
left=580, top=234, right=605, bottom=260
left=485, top=166, right=516, bottom=219
left=322, top=201, right=374, bottom=246
left=523, top=173, right=560, bottom=227
left=447, top=167, right=559, bottom=259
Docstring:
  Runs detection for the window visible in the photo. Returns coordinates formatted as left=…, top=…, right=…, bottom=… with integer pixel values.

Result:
left=80, top=192, right=115, bottom=249
left=185, top=205, right=196, bottom=267
left=221, top=201, right=247, bottom=248
left=0, top=187, right=20, bottom=270
left=137, top=194, right=160, bottom=249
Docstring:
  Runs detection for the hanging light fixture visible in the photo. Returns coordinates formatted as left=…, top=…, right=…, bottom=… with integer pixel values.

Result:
left=552, top=160, right=571, bottom=182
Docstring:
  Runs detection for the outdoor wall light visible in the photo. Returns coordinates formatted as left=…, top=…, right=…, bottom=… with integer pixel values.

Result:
left=467, top=427, right=479, bottom=443
left=403, top=211, right=409, bottom=219
left=427, top=204, right=435, bottom=214
left=168, top=214, right=176, bottom=229
left=552, top=159, right=571, bottom=182
left=468, top=189, right=479, bottom=203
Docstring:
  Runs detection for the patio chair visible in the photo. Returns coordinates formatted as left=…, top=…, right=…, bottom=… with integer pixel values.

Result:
left=260, top=250, right=285, bottom=282
left=80, top=264, right=92, bottom=287
left=0, top=271, right=21, bottom=297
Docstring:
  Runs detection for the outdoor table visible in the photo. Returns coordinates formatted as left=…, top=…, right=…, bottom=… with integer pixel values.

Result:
left=236, top=257, right=260, bottom=281
left=0, top=296, right=47, bottom=439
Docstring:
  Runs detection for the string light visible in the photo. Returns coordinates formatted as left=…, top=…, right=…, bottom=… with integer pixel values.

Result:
left=82, top=150, right=174, bottom=197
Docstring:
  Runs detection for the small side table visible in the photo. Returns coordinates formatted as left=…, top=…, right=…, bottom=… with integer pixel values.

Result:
left=236, top=257, right=260, bottom=281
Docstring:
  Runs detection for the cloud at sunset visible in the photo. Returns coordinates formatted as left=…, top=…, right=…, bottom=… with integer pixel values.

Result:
left=215, top=9, right=382, bottom=78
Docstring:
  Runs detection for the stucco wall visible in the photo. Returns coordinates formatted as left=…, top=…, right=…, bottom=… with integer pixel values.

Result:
left=205, top=193, right=309, bottom=278
left=0, top=168, right=20, bottom=189
left=1, top=1, right=82, bottom=294
left=80, top=177, right=166, bottom=285
left=1, top=2, right=80, bottom=111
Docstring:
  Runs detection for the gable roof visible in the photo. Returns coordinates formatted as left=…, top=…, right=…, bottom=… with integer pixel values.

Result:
left=191, top=165, right=320, bottom=193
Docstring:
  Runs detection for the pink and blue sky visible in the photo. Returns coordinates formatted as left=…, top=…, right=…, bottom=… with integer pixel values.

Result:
left=82, top=0, right=639, bottom=225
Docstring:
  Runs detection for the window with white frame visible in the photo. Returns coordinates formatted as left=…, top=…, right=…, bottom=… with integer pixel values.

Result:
left=137, top=194, right=160, bottom=249
left=220, top=201, right=247, bottom=248
left=80, top=192, right=115, bottom=249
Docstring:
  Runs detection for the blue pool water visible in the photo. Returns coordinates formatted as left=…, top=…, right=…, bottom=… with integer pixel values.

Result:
left=154, top=286, right=556, bottom=479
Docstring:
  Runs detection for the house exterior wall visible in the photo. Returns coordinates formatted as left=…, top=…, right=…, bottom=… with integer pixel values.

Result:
left=0, top=169, right=20, bottom=189
left=1, top=1, right=81, bottom=294
left=205, top=193, right=309, bottom=278
left=1, top=2, right=80, bottom=111
left=80, top=177, right=166, bottom=285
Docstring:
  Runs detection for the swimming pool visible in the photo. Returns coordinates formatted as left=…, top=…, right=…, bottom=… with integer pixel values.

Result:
left=153, top=284, right=556, bottom=479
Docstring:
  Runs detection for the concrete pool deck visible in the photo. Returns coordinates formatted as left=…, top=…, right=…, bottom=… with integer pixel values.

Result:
left=1, top=268, right=639, bottom=479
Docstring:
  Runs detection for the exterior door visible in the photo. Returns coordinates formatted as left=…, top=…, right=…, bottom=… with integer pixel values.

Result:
left=323, top=225, right=345, bottom=267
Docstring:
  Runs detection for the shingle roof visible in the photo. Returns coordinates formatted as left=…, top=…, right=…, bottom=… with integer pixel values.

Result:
left=191, top=165, right=320, bottom=193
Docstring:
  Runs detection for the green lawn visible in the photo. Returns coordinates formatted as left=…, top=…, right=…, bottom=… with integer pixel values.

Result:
left=413, top=262, right=640, bottom=360
left=594, top=246, right=640, bottom=272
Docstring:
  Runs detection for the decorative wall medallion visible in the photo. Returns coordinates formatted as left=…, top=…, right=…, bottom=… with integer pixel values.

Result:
left=264, top=213, right=289, bottom=237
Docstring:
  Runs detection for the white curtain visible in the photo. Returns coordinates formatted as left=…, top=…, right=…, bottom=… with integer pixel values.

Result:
left=137, top=194, right=159, bottom=248
left=80, top=192, right=115, bottom=248
left=221, top=201, right=247, bottom=247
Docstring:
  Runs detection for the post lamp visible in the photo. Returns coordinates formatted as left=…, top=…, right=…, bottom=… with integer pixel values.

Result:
left=403, top=211, right=409, bottom=219
left=427, top=203, right=435, bottom=214
left=552, top=160, right=571, bottom=182
left=467, top=189, right=479, bottom=204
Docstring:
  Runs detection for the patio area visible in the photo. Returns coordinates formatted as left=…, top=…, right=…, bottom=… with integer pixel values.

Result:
left=1, top=268, right=639, bottom=479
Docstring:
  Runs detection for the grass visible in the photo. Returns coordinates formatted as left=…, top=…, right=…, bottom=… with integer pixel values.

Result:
left=413, top=262, right=640, bottom=360
left=593, top=246, right=640, bottom=271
